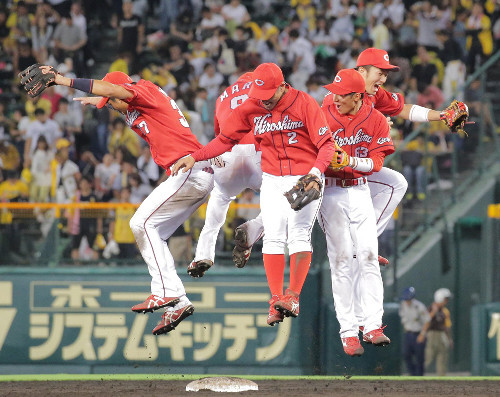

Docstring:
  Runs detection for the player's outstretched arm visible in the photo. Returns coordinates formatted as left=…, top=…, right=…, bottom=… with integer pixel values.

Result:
left=18, top=63, right=134, bottom=101
left=399, top=103, right=442, bottom=122
left=171, top=155, right=196, bottom=175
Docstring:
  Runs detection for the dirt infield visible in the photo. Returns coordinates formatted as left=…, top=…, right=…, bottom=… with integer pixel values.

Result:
left=1, top=379, right=499, bottom=396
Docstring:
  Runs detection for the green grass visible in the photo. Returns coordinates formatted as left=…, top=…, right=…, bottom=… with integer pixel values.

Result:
left=0, top=374, right=499, bottom=382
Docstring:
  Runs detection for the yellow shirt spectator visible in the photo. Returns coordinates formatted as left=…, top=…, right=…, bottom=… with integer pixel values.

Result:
left=0, top=179, right=29, bottom=201
left=108, top=118, right=141, bottom=158
left=113, top=206, right=136, bottom=243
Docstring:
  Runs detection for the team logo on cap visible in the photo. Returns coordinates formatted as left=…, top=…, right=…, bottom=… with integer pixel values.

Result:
left=255, top=79, right=265, bottom=86
left=334, top=75, right=342, bottom=83
left=384, top=54, right=389, bottom=61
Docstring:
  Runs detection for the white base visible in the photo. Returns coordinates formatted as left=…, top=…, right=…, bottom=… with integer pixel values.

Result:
left=186, top=377, right=259, bottom=392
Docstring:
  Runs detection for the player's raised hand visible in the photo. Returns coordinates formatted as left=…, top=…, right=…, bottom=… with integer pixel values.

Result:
left=73, top=97, right=103, bottom=106
left=171, top=155, right=195, bottom=175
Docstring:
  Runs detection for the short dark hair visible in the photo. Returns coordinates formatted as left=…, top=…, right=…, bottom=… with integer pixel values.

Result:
left=34, top=108, right=45, bottom=116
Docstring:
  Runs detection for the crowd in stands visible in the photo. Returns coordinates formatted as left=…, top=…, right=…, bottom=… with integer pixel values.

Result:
left=0, top=0, right=498, bottom=263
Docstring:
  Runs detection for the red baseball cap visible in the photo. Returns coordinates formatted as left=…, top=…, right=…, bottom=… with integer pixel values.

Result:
left=248, top=63, right=284, bottom=100
left=96, top=71, right=133, bottom=109
left=356, top=48, right=400, bottom=71
left=323, top=69, right=365, bottom=95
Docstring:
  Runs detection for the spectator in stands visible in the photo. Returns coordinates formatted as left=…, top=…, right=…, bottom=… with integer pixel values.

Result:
left=436, top=28, right=465, bottom=100
left=137, top=146, right=160, bottom=187
left=24, top=108, right=61, bottom=163
left=10, top=108, right=30, bottom=165
left=67, top=175, right=102, bottom=262
left=413, top=1, right=441, bottom=53
left=221, top=0, right=250, bottom=34
left=51, top=138, right=80, bottom=203
left=0, top=9, right=10, bottom=48
left=401, top=132, right=437, bottom=201
left=116, top=0, right=144, bottom=60
left=5, top=1, right=33, bottom=53
left=417, top=288, right=453, bottom=376
left=163, top=43, right=191, bottom=89
left=94, top=152, right=119, bottom=202
left=107, top=186, right=138, bottom=260
left=128, top=172, right=152, bottom=204
left=286, top=28, right=316, bottom=91
left=329, top=2, right=355, bottom=46
left=52, top=11, right=87, bottom=76
left=107, top=117, right=141, bottom=158
left=53, top=97, right=82, bottom=140
left=256, top=23, right=283, bottom=65
left=30, top=12, right=53, bottom=63
left=0, top=137, right=21, bottom=180
left=198, top=6, right=225, bottom=40
left=466, top=2, right=493, bottom=73
left=40, top=86, right=63, bottom=118
left=187, top=38, right=209, bottom=78
left=0, top=169, right=28, bottom=202
left=236, top=188, right=260, bottom=221
left=29, top=135, right=52, bottom=202
left=411, top=46, right=439, bottom=92
left=198, top=62, right=224, bottom=99
left=167, top=222, right=193, bottom=267
left=169, top=9, right=195, bottom=52
left=13, top=37, right=37, bottom=77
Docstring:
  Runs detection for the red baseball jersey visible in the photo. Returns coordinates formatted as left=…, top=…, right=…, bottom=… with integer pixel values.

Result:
left=322, top=86, right=405, bottom=116
left=120, top=80, right=203, bottom=171
left=322, top=101, right=395, bottom=179
left=215, top=78, right=255, bottom=145
left=221, top=85, right=334, bottom=176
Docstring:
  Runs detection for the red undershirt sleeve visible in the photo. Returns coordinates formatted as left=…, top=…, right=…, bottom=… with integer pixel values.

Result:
left=370, top=151, right=386, bottom=172
left=313, top=139, right=336, bottom=174
left=191, top=135, right=235, bottom=161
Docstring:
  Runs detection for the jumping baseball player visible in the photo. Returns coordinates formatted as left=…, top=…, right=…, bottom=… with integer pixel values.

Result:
left=188, top=72, right=264, bottom=278
left=231, top=48, right=469, bottom=268
left=18, top=64, right=214, bottom=335
left=322, top=68, right=394, bottom=356
left=172, top=62, right=337, bottom=327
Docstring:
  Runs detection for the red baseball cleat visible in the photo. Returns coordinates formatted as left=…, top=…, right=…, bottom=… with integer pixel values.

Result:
left=363, top=326, right=391, bottom=346
left=187, top=259, right=213, bottom=278
left=342, top=337, right=364, bottom=357
left=152, top=304, right=195, bottom=335
left=378, top=255, right=389, bottom=266
left=131, top=295, right=180, bottom=313
left=274, top=289, right=300, bottom=318
left=267, top=295, right=284, bottom=326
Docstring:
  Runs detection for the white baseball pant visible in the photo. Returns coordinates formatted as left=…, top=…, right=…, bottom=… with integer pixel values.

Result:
left=194, top=144, right=262, bottom=262
left=352, top=167, right=408, bottom=326
left=318, top=180, right=384, bottom=337
left=130, top=160, right=214, bottom=300
left=260, top=173, right=323, bottom=255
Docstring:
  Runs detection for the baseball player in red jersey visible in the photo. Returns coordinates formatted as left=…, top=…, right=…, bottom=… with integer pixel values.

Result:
left=43, top=69, right=214, bottom=335
left=187, top=72, right=265, bottom=277
left=172, top=63, right=337, bottom=326
left=321, top=69, right=394, bottom=356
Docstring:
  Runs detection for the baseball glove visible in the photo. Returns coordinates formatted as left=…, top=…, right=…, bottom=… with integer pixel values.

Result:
left=284, top=174, right=322, bottom=211
left=440, top=100, right=469, bottom=134
left=329, top=147, right=350, bottom=171
left=19, top=63, right=59, bottom=98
